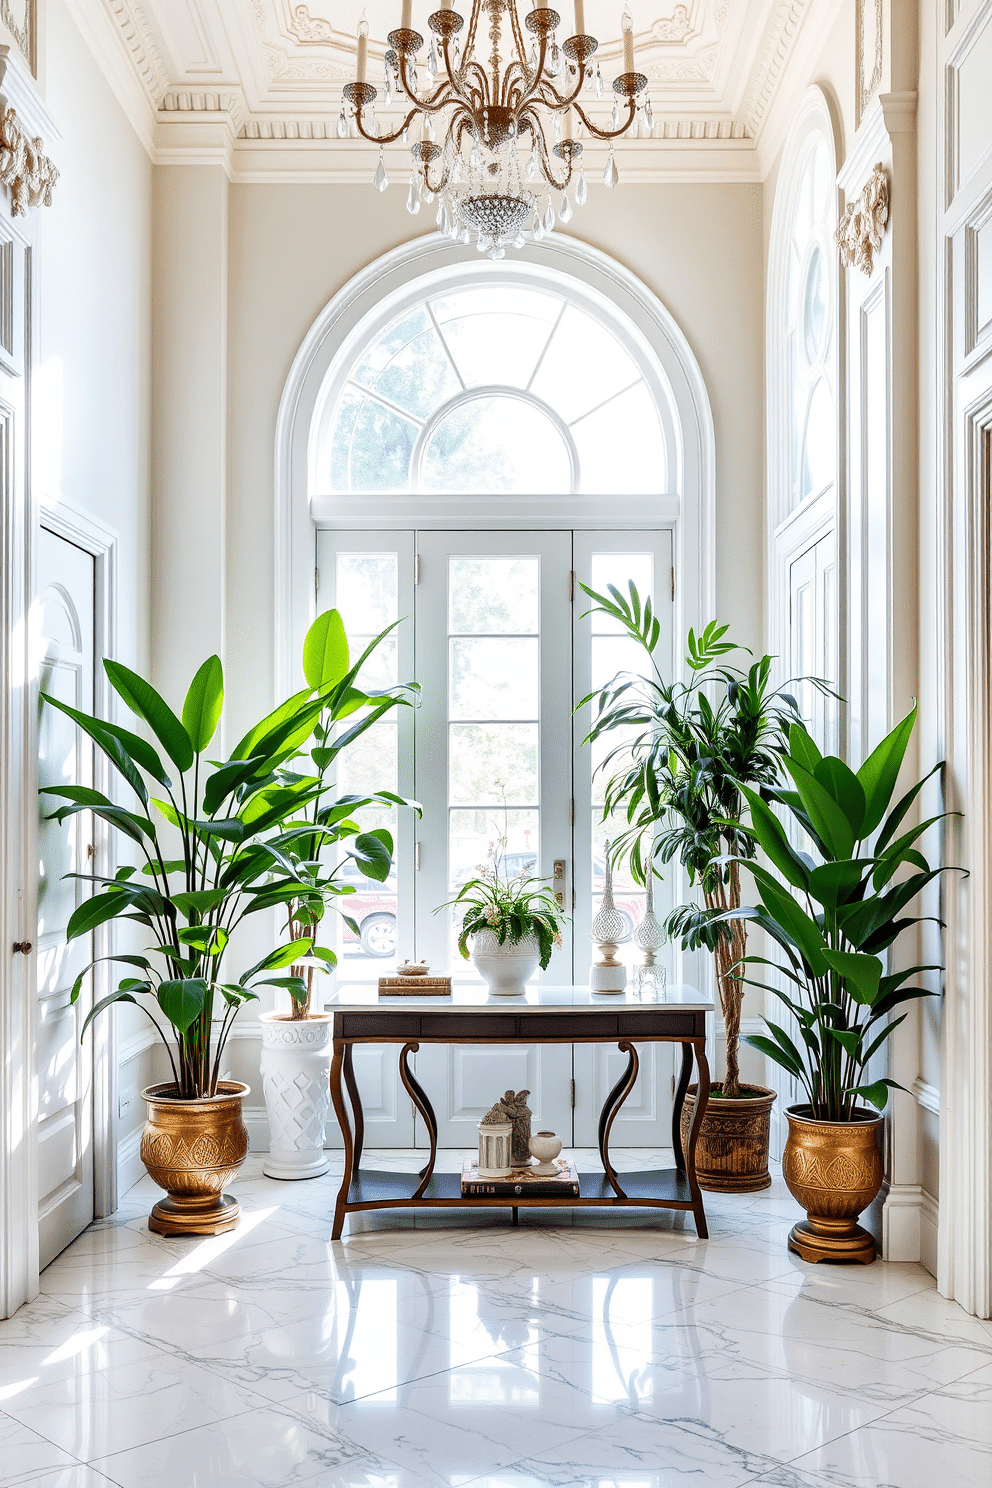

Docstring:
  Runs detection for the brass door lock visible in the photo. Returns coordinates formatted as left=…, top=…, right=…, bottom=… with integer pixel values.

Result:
left=553, top=859, right=566, bottom=880
left=12, top=941, right=32, bottom=953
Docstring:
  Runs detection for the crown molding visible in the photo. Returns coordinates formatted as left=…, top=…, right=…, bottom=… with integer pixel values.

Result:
left=62, top=0, right=157, bottom=156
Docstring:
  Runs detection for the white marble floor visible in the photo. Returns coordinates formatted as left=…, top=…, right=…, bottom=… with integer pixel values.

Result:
left=3, top=1151, right=991, bottom=1488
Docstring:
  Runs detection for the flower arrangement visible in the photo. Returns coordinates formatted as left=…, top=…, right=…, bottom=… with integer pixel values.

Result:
left=445, top=845, right=566, bottom=971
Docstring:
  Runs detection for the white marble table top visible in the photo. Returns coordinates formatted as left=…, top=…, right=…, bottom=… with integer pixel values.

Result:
left=323, top=982, right=713, bottom=1015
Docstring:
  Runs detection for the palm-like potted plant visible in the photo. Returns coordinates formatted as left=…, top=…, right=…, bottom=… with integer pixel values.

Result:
left=579, top=587, right=812, bottom=1191
left=727, top=706, right=952, bottom=1262
left=258, top=608, right=420, bottom=1179
left=42, top=643, right=367, bottom=1235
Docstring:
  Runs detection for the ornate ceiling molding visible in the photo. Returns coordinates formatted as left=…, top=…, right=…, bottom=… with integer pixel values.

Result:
left=105, top=0, right=168, bottom=106
left=739, top=0, right=813, bottom=138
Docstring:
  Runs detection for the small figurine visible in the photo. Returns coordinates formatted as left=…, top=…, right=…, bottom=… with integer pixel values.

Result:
left=501, top=1088, right=533, bottom=1165
left=397, top=959, right=431, bottom=977
left=478, top=1099, right=513, bottom=1177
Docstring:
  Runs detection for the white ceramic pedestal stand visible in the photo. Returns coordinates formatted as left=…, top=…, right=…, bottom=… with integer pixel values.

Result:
left=259, top=1012, right=334, bottom=1179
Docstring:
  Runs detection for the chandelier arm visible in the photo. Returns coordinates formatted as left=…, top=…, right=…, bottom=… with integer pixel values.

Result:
left=515, top=33, right=549, bottom=110
left=533, top=73, right=585, bottom=110
left=439, top=35, right=477, bottom=110
left=531, top=118, right=573, bottom=192
left=507, top=0, right=528, bottom=69
left=573, top=96, right=637, bottom=141
left=460, top=59, right=491, bottom=105
left=502, top=59, right=530, bottom=109
left=464, top=1, right=481, bottom=67
left=423, top=154, right=452, bottom=195
left=354, top=105, right=420, bottom=145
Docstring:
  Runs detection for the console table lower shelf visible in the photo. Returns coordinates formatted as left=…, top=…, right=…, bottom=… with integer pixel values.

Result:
left=324, top=986, right=713, bottom=1241
left=343, top=1167, right=699, bottom=1223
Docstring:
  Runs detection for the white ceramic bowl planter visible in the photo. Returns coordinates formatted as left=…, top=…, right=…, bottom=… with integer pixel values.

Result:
left=259, top=1012, right=334, bottom=1179
left=471, top=928, right=541, bottom=996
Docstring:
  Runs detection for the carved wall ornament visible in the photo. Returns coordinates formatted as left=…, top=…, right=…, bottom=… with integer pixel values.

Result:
left=857, top=0, right=883, bottom=123
left=0, top=105, right=55, bottom=215
left=836, top=162, right=889, bottom=276
left=0, top=0, right=32, bottom=72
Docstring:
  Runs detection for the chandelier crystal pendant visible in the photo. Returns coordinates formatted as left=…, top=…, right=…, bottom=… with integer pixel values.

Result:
left=342, top=0, right=649, bottom=258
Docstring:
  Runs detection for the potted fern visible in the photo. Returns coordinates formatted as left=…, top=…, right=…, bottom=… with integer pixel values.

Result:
left=579, top=585, right=813, bottom=1191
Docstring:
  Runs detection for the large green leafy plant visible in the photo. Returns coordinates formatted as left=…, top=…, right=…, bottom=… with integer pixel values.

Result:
left=270, top=608, right=420, bottom=1019
left=731, top=706, right=952, bottom=1118
left=42, top=611, right=414, bottom=1098
left=579, top=587, right=811, bottom=1096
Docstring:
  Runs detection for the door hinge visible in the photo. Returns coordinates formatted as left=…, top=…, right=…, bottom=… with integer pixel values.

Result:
left=415, top=841, right=422, bottom=870
left=569, top=569, right=575, bottom=602
left=315, top=566, right=320, bottom=600
left=572, top=886, right=576, bottom=910
left=569, top=797, right=574, bottom=827
left=414, top=552, right=421, bottom=585
left=671, top=566, right=675, bottom=602
left=570, top=1078, right=575, bottom=1109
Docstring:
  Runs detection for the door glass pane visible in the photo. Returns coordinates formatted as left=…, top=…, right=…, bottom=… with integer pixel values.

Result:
left=333, top=552, right=400, bottom=978
left=447, top=553, right=543, bottom=978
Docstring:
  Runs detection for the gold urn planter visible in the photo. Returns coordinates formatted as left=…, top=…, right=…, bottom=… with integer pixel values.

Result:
left=140, top=1081, right=251, bottom=1237
left=781, top=1104, right=884, bottom=1265
left=679, top=1083, right=777, bottom=1193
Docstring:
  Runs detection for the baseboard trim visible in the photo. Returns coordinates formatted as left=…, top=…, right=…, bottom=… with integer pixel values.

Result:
left=117, top=1126, right=145, bottom=1194
left=882, top=1182, right=938, bottom=1263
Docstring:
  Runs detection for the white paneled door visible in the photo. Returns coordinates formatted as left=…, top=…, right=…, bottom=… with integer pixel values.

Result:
left=36, top=528, right=97, bottom=1268
left=316, top=527, right=674, bottom=1147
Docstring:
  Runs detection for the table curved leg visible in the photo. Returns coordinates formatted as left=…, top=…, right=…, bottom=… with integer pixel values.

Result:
left=343, top=1042, right=365, bottom=1172
left=685, top=1040, right=711, bottom=1239
left=330, top=1042, right=355, bottom=1241
left=672, top=1042, right=694, bottom=1173
left=598, top=1040, right=639, bottom=1199
left=399, top=1041, right=438, bottom=1199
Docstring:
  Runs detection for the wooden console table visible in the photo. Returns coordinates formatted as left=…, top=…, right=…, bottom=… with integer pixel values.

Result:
left=326, top=984, right=713, bottom=1240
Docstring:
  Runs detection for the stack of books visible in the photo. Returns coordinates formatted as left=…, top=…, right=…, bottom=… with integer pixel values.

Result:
left=461, top=1157, right=580, bottom=1197
left=377, top=974, right=452, bottom=996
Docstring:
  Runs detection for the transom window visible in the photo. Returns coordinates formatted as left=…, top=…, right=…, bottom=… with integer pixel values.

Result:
left=324, top=283, right=668, bottom=496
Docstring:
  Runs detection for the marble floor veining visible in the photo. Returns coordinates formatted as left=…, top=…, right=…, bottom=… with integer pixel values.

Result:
left=2, top=1151, right=991, bottom=1488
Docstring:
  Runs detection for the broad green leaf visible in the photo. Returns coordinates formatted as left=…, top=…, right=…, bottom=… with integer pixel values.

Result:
left=846, top=1077, right=903, bottom=1111
left=41, top=693, right=150, bottom=804
left=157, top=978, right=208, bottom=1034
left=351, top=829, right=394, bottom=883
left=240, top=937, right=313, bottom=985
left=822, top=947, right=883, bottom=1005
left=176, top=925, right=228, bottom=955
left=808, top=859, right=873, bottom=909
left=104, top=660, right=194, bottom=772
left=737, top=785, right=810, bottom=890
left=782, top=755, right=856, bottom=860
left=788, top=723, right=822, bottom=772
left=80, top=990, right=139, bottom=1041
left=857, top=703, right=918, bottom=838
left=303, top=609, right=349, bottom=691
left=753, top=873, right=829, bottom=975
left=229, top=688, right=312, bottom=762
left=813, top=757, right=867, bottom=838
left=182, top=655, right=224, bottom=753
left=66, top=891, right=135, bottom=942
left=171, top=889, right=228, bottom=920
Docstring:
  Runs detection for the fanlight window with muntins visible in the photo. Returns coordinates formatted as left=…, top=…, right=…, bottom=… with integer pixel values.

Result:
left=326, top=282, right=667, bottom=495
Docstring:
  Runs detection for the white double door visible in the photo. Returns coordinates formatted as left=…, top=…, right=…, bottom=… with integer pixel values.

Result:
left=317, top=526, right=676, bottom=1148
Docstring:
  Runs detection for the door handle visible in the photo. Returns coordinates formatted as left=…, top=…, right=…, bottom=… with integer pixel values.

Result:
left=13, top=941, right=32, bottom=953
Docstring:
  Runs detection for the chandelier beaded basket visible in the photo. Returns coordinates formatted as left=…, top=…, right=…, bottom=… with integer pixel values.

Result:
left=341, top=0, right=650, bottom=257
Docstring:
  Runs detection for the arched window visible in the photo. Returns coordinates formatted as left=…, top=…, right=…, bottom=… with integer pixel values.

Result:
left=783, top=135, right=836, bottom=513
left=321, top=281, right=668, bottom=496
left=767, top=89, right=840, bottom=755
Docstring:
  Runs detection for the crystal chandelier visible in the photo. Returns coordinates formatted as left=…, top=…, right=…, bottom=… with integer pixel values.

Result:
left=341, top=0, right=650, bottom=258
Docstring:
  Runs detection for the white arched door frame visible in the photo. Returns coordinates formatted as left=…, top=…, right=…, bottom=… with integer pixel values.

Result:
left=273, top=231, right=716, bottom=703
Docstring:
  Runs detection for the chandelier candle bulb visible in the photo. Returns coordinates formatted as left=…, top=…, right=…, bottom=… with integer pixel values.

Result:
left=574, top=0, right=585, bottom=34
left=564, top=105, right=575, bottom=139
left=401, top=0, right=413, bottom=28
left=357, top=17, right=369, bottom=84
left=622, top=6, right=634, bottom=72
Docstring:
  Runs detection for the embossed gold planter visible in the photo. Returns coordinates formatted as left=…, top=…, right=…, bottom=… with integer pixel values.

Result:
left=680, top=1083, right=776, bottom=1192
left=140, top=1081, right=250, bottom=1237
left=782, top=1104, right=883, bottom=1264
